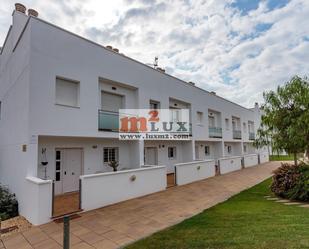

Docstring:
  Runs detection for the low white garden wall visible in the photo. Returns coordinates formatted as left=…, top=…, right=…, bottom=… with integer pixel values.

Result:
left=80, top=166, right=166, bottom=211
left=259, top=152, right=269, bottom=164
left=175, top=160, right=215, bottom=185
left=219, top=156, right=242, bottom=174
left=243, top=154, right=259, bottom=168
left=24, top=176, right=53, bottom=225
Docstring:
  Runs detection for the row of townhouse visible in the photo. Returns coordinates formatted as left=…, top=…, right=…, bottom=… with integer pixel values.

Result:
left=0, top=4, right=268, bottom=225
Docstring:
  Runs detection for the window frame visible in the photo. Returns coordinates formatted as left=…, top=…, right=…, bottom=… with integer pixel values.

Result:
left=205, top=145, right=210, bottom=156
left=149, top=100, right=160, bottom=110
left=55, top=76, right=80, bottom=108
left=168, top=147, right=177, bottom=160
left=208, top=115, right=215, bottom=127
left=55, top=150, right=61, bottom=182
left=103, top=147, right=119, bottom=163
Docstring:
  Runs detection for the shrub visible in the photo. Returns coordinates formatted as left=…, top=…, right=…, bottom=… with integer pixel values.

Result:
left=0, top=184, right=19, bottom=221
left=271, top=163, right=309, bottom=201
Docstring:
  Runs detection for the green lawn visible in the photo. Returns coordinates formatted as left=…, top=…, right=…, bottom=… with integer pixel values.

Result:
left=126, top=179, right=309, bottom=249
left=269, top=154, right=296, bottom=161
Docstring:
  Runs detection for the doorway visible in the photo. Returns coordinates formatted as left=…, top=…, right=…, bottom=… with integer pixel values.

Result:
left=144, top=147, right=158, bottom=165
left=52, top=148, right=82, bottom=217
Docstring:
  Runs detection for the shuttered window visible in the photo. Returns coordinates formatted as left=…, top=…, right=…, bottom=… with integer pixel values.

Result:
left=56, top=77, right=80, bottom=107
left=101, top=92, right=123, bottom=113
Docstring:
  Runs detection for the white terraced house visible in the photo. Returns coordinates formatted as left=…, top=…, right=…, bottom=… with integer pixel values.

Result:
left=0, top=4, right=269, bottom=225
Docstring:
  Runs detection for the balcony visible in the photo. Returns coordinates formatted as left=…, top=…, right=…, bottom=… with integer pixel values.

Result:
left=233, top=130, right=242, bottom=139
left=98, top=110, right=119, bottom=131
left=249, top=132, right=255, bottom=140
left=209, top=127, right=222, bottom=138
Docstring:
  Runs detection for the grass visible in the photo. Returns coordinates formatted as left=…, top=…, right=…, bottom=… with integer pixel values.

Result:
left=270, top=154, right=296, bottom=161
left=126, top=179, right=309, bottom=249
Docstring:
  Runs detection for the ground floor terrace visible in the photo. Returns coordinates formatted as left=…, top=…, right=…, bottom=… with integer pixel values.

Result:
left=0, top=161, right=280, bottom=249
left=6, top=135, right=269, bottom=225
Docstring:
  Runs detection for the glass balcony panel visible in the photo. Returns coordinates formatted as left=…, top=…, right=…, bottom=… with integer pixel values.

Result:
left=249, top=132, right=255, bottom=140
left=233, top=130, right=242, bottom=139
left=98, top=110, right=119, bottom=131
left=209, top=127, right=222, bottom=138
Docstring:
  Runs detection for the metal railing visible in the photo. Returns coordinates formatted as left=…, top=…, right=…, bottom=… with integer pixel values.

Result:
left=98, top=110, right=119, bottom=131
left=249, top=132, right=255, bottom=140
left=209, top=127, right=222, bottom=138
left=233, top=130, right=242, bottom=139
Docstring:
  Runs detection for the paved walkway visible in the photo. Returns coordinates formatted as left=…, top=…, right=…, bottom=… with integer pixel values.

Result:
left=0, top=161, right=280, bottom=249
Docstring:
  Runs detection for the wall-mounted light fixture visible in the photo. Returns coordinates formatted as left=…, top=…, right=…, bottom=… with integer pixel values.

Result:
left=41, top=148, right=48, bottom=166
left=41, top=148, right=48, bottom=180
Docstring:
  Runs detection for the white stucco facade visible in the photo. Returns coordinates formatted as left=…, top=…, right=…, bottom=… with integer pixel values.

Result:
left=0, top=8, right=268, bottom=225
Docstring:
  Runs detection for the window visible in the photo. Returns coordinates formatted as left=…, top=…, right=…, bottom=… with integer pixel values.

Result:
left=56, top=77, right=80, bottom=107
left=225, top=118, right=229, bottom=130
left=248, top=121, right=254, bottom=132
left=205, top=145, right=210, bottom=156
left=101, top=91, right=123, bottom=112
left=55, top=150, right=61, bottom=181
left=227, top=145, right=232, bottom=154
left=168, top=147, right=176, bottom=159
left=103, top=147, right=119, bottom=163
left=150, top=100, right=160, bottom=110
left=170, top=108, right=181, bottom=122
left=0, top=101, right=2, bottom=120
left=243, top=145, right=247, bottom=153
left=208, top=115, right=215, bottom=127
left=197, top=111, right=203, bottom=124
left=56, top=150, right=61, bottom=160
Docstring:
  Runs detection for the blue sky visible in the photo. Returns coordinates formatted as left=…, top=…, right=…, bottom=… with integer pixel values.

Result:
left=232, top=0, right=290, bottom=14
left=0, top=0, right=308, bottom=107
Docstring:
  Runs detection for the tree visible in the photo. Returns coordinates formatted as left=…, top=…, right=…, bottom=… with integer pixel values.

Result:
left=254, top=76, right=309, bottom=166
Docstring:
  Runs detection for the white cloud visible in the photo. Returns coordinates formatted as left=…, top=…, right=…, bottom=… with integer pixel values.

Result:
left=0, top=0, right=308, bottom=107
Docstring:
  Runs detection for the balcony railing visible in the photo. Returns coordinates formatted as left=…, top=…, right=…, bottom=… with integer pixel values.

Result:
left=233, top=130, right=242, bottom=139
left=249, top=132, right=255, bottom=140
left=98, top=110, right=119, bottom=131
left=209, top=127, right=222, bottom=138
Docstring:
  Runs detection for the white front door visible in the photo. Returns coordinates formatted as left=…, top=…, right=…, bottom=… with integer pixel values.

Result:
left=145, top=147, right=158, bottom=165
left=62, top=149, right=82, bottom=193
left=55, top=148, right=82, bottom=195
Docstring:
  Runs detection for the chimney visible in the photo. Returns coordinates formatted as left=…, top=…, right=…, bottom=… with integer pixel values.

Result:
left=12, top=3, right=29, bottom=47
left=15, top=3, right=26, bottom=14
left=106, top=45, right=113, bottom=50
left=28, top=9, right=38, bottom=17
left=112, top=48, right=119, bottom=53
